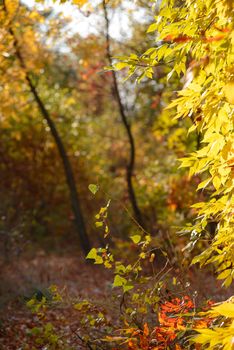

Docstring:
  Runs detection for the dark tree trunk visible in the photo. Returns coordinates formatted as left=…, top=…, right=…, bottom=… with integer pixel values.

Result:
left=4, top=2, right=91, bottom=255
left=102, top=1, right=144, bottom=229
left=24, top=77, right=91, bottom=255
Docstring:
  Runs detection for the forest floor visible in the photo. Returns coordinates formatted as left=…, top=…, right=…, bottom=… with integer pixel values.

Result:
left=0, top=252, right=114, bottom=349
left=0, top=251, right=233, bottom=349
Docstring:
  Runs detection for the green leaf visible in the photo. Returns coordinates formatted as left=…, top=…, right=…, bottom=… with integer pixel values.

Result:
left=123, top=282, right=134, bottom=293
left=95, top=221, right=103, bottom=228
left=94, top=255, right=103, bottom=264
left=115, top=263, right=126, bottom=274
left=74, top=300, right=89, bottom=310
left=86, top=248, right=97, bottom=260
left=113, top=275, right=127, bottom=287
left=130, top=234, right=141, bottom=244
left=88, top=184, right=98, bottom=195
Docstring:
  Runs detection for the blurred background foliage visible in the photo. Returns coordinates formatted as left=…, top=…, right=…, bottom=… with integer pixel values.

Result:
left=0, top=0, right=204, bottom=263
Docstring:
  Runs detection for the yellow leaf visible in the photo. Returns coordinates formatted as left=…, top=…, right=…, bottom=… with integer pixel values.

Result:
left=212, top=302, right=234, bottom=318
left=213, top=176, right=221, bottom=190
left=224, top=82, right=234, bottom=104
left=72, top=0, right=88, bottom=6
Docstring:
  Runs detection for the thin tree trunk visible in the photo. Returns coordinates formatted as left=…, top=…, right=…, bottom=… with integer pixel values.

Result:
left=102, top=1, right=144, bottom=228
left=3, top=3, right=91, bottom=255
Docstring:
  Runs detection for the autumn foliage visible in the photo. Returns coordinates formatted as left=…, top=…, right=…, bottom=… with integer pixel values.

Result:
left=0, top=0, right=233, bottom=349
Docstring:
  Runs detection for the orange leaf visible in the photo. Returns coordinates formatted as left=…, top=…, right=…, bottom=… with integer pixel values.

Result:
left=143, top=323, right=149, bottom=336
